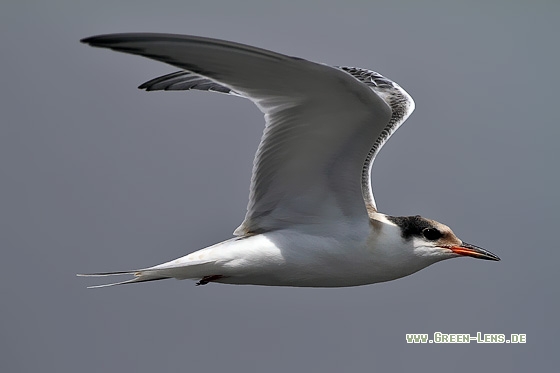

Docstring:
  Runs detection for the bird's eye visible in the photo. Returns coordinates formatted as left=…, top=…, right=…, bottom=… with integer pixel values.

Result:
left=422, top=228, right=442, bottom=241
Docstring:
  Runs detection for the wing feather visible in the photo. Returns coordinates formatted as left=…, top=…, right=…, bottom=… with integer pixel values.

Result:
left=139, top=70, right=236, bottom=95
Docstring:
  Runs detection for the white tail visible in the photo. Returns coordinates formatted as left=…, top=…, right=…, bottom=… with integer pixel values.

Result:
left=77, top=269, right=170, bottom=289
left=77, top=258, right=216, bottom=288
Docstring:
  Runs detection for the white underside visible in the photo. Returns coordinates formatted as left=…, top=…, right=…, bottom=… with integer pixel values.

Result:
left=148, top=218, right=440, bottom=287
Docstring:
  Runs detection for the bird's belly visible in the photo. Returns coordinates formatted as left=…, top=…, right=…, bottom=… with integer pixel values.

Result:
left=195, top=229, right=416, bottom=287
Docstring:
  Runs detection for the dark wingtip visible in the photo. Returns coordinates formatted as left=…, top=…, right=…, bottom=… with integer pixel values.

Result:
left=137, top=82, right=160, bottom=91
left=80, top=34, right=129, bottom=47
left=80, top=35, right=103, bottom=45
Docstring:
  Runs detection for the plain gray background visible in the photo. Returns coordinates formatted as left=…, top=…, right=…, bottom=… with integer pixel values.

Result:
left=1, top=0, right=558, bottom=371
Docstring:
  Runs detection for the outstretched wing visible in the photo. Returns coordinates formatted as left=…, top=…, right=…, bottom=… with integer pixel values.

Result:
left=82, top=33, right=412, bottom=235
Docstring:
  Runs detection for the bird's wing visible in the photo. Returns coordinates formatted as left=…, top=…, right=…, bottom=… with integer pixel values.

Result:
left=138, top=70, right=239, bottom=95
left=82, top=33, right=414, bottom=235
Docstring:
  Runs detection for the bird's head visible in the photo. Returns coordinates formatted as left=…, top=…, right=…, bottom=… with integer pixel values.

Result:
left=387, top=215, right=500, bottom=262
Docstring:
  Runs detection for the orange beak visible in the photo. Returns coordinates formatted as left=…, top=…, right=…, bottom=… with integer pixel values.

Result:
left=448, top=242, right=500, bottom=261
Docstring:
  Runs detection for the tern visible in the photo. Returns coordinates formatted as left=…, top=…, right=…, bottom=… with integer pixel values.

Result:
left=79, top=33, right=500, bottom=289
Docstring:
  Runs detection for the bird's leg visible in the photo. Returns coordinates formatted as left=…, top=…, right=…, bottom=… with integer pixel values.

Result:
left=196, top=275, right=224, bottom=286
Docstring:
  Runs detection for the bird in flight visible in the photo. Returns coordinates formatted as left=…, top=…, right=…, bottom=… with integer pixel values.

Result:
left=79, top=33, right=499, bottom=288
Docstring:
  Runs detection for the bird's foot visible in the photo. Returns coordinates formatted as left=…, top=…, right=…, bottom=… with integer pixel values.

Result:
left=196, top=275, right=224, bottom=286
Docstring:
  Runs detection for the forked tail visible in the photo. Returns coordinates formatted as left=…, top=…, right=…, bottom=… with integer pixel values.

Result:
left=77, top=258, right=215, bottom=288
left=77, top=269, right=170, bottom=289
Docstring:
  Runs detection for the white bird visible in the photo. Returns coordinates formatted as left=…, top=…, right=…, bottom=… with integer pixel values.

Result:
left=79, top=33, right=499, bottom=289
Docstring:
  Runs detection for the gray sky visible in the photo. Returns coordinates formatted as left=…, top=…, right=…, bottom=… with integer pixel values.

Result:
left=1, top=0, right=558, bottom=371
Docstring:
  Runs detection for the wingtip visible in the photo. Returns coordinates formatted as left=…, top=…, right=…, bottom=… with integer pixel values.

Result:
left=80, top=34, right=127, bottom=47
left=81, top=33, right=165, bottom=46
left=137, top=82, right=155, bottom=91
left=80, top=35, right=110, bottom=48
left=80, top=35, right=101, bottom=45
